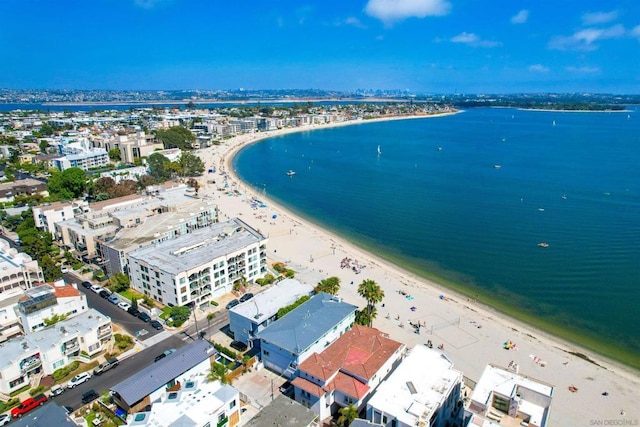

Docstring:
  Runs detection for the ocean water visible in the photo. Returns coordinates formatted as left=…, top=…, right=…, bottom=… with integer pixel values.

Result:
left=234, top=108, right=640, bottom=369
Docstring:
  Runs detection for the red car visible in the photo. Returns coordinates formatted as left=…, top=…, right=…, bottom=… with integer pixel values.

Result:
left=11, top=393, right=48, bottom=417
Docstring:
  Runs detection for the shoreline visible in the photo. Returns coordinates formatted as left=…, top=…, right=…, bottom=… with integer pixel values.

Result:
left=196, top=112, right=639, bottom=425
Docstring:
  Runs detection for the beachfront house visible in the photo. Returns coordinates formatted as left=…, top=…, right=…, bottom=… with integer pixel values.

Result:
left=365, top=345, right=464, bottom=427
left=257, top=292, right=357, bottom=379
left=291, top=325, right=405, bottom=421
left=228, top=278, right=314, bottom=346
left=467, top=364, right=554, bottom=427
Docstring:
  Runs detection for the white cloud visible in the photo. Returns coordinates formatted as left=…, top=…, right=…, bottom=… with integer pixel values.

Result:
left=133, top=0, right=169, bottom=9
left=631, top=25, right=640, bottom=40
left=548, top=24, right=625, bottom=51
left=529, top=64, right=549, bottom=73
left=451, top=32, right=500, bottom=47
left=345, top=17, right=367, bottom=28
left=582, top=11, right=618, bottom=25
left=566, top=66, right=600, bottom=74
left=365, top=0, right=451, bottom=26
left=511, top=10, right=529, bottom=24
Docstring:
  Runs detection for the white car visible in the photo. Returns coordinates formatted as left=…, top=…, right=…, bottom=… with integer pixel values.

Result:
left=0, top=413, right=10, bottom=426
left=67, top=372, right=91, bottom=388
left=61, top=266, right=70, bottom=273
left=90, top=285, right=103, bottom=294
left=117, top=301, right=131, bottom=311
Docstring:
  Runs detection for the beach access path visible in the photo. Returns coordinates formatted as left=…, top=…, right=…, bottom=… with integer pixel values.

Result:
left=194, top=115, right=640, bottom=426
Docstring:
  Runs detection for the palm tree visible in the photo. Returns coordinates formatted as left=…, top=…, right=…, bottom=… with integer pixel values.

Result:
left=207, top=361, right=231, bottom=385
left=357, top=279, right=384, bottom=327
left=315, top=276, right=341, bottom=295
left=337, top=404, right=358, bottom=427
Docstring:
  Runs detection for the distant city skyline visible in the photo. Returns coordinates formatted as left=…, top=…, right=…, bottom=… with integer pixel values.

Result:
left=1, top=0, right=639, bottom=94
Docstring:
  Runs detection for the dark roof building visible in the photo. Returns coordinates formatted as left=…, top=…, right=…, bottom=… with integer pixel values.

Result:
left=110, top=340, right=216, bottom=413
left=10, top=403, right=77, bottom=427
left=244, top=395, right=317, bottom=427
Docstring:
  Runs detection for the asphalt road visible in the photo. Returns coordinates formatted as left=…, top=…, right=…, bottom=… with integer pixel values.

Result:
left=49, top=334, right=185, bottom=411
left=63, top=273, right=164, bottom=341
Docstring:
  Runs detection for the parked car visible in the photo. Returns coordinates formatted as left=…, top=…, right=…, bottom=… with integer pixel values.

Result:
left=150, top=320, right=163, bottom=330
left=90, top=285, right=103, bottom=293
left=230, top=341, right=248, bottom=352
left=117, top=301, right=131, bottom=311
left=127, top=306, right=140, bottom=317
left=225, top=299, right=240, bottom=309
left=93, top=358, right=119, bottom=376
left=239, top=293, right=254, bottom=303
left=0, top=413, right=10, bottom=425
left=11, top=394, right=47, bottom=418
left=67, top=372, right=91, bottom=388
left=81, top=389, right=99, bottom=404
left=49, top=384, right=65, bottom=398
left=137, top=312, right=151, bottom=322
left=279, top=381, right=293, bottom=396
left=99, top=289, right=110, bottom=299
left=60, top=266, right=70, bottom=273
left=107, top=294, right=120, bottom=304
left=81, top=281, right=92, bottom=289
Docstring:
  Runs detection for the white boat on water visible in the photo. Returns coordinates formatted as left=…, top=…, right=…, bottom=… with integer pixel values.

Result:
left=377, top=145, right=381, bottom=155
left=493, top=164, right=502, bottom=169
left=286, top=170, right=295, bottom=176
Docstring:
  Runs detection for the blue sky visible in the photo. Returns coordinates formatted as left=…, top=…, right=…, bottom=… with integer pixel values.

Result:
left=1, top=0, right=639, bottom=93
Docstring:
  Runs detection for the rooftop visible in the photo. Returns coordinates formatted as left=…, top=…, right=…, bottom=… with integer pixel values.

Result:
left=127, top=217, right=266, bottom=275
left=244, top=394, right=317, bottom=427
left=257, top=292, right=357, bottom=355
left=366, top=345, right=463, bottom=426
left=111, top=340, right=216, bottom=406
left=128, top=378, right=238, bottom=427
left=229, top=278, right=314, bottom=322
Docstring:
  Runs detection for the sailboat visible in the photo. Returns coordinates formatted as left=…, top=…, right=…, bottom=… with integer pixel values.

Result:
left=377, top=145, right=381, bottom=156
left=552, top=120, right=556, bottom=127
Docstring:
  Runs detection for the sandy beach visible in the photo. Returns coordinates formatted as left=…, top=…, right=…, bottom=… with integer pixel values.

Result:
left=195, top=114, right=640, bottom=426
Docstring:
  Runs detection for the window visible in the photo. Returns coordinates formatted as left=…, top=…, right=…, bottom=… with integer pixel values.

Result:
left=229, top=400, right=236, bottom=409
left=263, top=350, right=270, bottom=356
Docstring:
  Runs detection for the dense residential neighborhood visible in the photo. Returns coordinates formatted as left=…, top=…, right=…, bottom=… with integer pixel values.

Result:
left=0, top=101, right=554, bottom=427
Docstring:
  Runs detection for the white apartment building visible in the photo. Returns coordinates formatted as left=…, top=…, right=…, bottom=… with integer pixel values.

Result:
left=467, top=364, right=554, bottom=427
left=53, top=148, right=110, bottom=171
left=126, top=378, right=241, bottom=427
left=0, top=308, right=112, bottom=397
left=17, top=282, right=88, bottom=334
left=32, top=201, right=82, bottom=235
left=114, top=132, right=164, bottom=164
left=127, top=218, right=267, bottom=308
left=0, top=288, right=24, bottom=342
left=365, top=345, right=464, bottom=427
left=99, top=166, right=148, bottom=184
left=0, top=239, right=44, bottom=296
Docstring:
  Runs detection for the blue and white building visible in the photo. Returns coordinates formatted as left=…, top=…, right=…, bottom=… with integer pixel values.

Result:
left=257, top=292, right=357, bottom=379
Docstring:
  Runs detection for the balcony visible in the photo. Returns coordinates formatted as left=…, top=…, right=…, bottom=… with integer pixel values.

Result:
left=98, top=326, right=112, bottom=337
left=64, top=343, right=80, bottom=355
left=20, top=357, right=42, bottom=373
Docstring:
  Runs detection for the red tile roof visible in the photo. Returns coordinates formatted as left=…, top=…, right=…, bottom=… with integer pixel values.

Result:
left=54, top=285, right=80, bottom=298
left=298, top=324, right=403, bottom=382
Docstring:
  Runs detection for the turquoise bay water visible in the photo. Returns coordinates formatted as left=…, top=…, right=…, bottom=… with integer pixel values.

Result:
left=234, top=108, right=640, bottom=368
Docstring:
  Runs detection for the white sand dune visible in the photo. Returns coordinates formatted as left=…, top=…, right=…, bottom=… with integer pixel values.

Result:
left=195, top=114, right=639, bottom=425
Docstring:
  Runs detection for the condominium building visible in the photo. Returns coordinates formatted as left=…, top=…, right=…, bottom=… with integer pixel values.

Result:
left=17, top=282, right=88, bottom=334
left=32, top=201, right=83, bottom=235
left=0, top=239, right=44, bottom=296
left=127, top=218, right=267, bottom=308
left=0, top=308, right=112, bottom=397
left=52, top=148, right=109, bottom=171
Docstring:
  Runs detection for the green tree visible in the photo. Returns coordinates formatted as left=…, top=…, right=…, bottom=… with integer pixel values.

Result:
left=357, top=279, right=384, bottom=327
left=47, top=168, right=87, bottom=200
left=108, top=148, right=121, bottom=161
left=147, top=153, right=172, bottom=181
left=207, top=361, right=231, bottom=385
left=38, top=140, right=49, bottom=154
left=177, top=152, right=204, bottom=177
left=169, top=306, right=191, bottom=327
left=337, top=404, right=358, bottom=427
left=315, top=277, right=341, bottom=295
left=109, top=272, right=131, bottom=293
left=355, top=307, right=377, bottom=327
left=40, top=254, right=62, bottom=282
left=155, top=126, right=195, bottom=150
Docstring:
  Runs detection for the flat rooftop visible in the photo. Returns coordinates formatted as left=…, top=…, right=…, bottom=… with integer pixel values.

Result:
left=366, top=345, right=463, bottom=426
left=127, top=217, right=266, bottom=275
left=230, top=278, right=314, bottom=322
